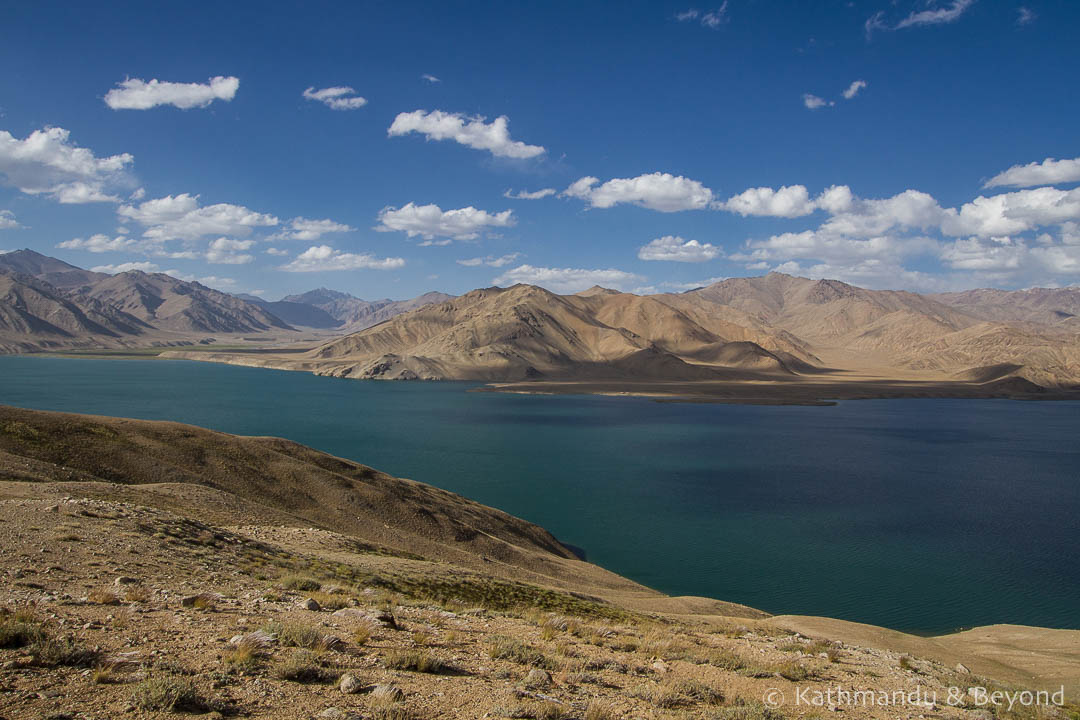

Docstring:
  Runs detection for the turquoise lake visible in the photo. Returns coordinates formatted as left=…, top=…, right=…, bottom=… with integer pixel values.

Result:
left=1, top=355, right=1078, bottom=635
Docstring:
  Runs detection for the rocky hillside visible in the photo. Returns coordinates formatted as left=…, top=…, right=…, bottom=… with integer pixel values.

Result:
left=0, top=271, right=150, bottom=353
left=0, top=250, right=297, bottom=349
left=283, top=288, right=456, bottom=332
left=2, top=405, right=1076, bottom=719
left=933, top=287, right=1080, bottom=326
left=302, top=284, right=811, bottom=381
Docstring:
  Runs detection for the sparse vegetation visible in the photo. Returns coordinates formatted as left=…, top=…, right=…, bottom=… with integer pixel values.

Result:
left=487, top=635, right=554, bottom=668
left=272, top=650, right=337, bottom=683
left=131, top=676, right=206, bottom=712
left=88, top=587, right=121, bottom=605
left=384, top=648, right=453, bottom=674
left=279, top=575, right=321, bottom=592
left=711, top=699, right=787, bottom=719
left=263, top=621, right=341, bottom=651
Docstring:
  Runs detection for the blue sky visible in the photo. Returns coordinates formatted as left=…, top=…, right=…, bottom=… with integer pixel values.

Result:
left=2, top=0, right=1079, bottom=299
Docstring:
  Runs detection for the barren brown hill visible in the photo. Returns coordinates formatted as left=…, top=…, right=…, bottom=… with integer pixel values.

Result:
left=72, top=270, right=294, bottom=334
left=0, top=248, right=106, bottom=290
left=0, top=271, right=150, bottom=353
left=933, top=286, right=1080, bottom=326
left=294, top=284, right=813, bottom=381
left=283, top=287, right=456, bottom=332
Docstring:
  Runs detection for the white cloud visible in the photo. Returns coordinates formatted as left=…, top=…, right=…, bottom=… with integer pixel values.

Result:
left=1017, top=7, right=1036, bottom=25
left=504, top=187, right=556, bottom=200
left=58, top=234, right=137, bottom=253
left=421, top=74, right=441, bottom=83
left=265, top=247, right=289, bottom=256
left=457, top=253, right=521, bottom=268
left=280, top=245, right=406, bottom=272
left=493, top=264, right=644, bottom=294
left=196, top=275, right=237, bottom=289
left=721, top=185, right=817, bottom=218
left=0, top=210, right=19, bottom=229
left=702, top=3, right=729, bottom=27
left=419, top=238, right=452, bottom=247
left=895, top=0, right=976, bottom=29
left=277, top=217, right=354, bottom=241
left=638, top=236, right=721, bottom=262
left=388, top=110, right=545, bottom=159
left=941, top=187, right=1080, bottom=237
left=90, top=261, right=159, bottom=274
left=676, top=3, right=728, bottom=28
left=302, top=86, right=367, bottom=110
left=205, top=237, right=254, bottom=264
left=104, top=76, right=239, bottom=110
left=842, top=80, right=867, bottom=100
left=376, top=202, right=514, bottom=240
left=563, top=172, right=714, bottom=212
left=818, top=187, right=945, bottom=237
left=984, top=156, right=1080, bottom=189
left=803, top=94, right=832, bottom=110
left=0, top=127, right=133, bottom=203
left=118, top=193, right=279, bottom=241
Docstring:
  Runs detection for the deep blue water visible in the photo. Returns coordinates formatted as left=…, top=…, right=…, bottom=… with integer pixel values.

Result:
left=1, top=355, right=1078, bottom=635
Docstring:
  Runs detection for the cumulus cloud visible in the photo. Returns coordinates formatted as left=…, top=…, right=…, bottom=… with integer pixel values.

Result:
left=388, top=110, right=545, bottom=159
left=842, top=80, right=868, bottom=100
left=504, top=187, right=556, bottom=200
left=563, top=172, right=714, bottom=212
left=638, top=236, right=721, bottom=262
left=205, top=237, right=255, bottom=264
left=58, top=234, right=137, bottom=253
left=280, top=245, right=405, bottom=272
left=376, top=202, right=514, bottom=240
left=273, top=217, right=354, bottom=241
left=0, top=210, right=19, bottom=229
left=895, top=0, right=976, bottom=29
left=90, top=261, right=159, bottom=274
left=721, top=185, right=817, bottom=218
left=941, top=187, right=1080, bottom=237
left=456, top=253, right=521, bottom=267
left=265, top=247, right=289, bottom=256
left=0, top=127, right=133, bottom=203
left=302, top=86, right=367, bottom=110
left=725, top=178, right=1080, bottom=288
left=493, top=264, right=644, bottom=294
left=118, top=193, right=279, bottom=241
left=984, top=156, right=1080, bottom=189
left=803, top=94, right=832, bottom=110
left=104, top=76, right=239, bottom=110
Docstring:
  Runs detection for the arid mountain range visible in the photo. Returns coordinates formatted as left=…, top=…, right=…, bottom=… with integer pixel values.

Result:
left=0, top=250, right=451, bottom=353
left=4, top=249, right=1080, bottom=393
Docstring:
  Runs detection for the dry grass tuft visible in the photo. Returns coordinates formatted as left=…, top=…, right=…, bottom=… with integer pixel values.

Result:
left=279, top=575, right=322, bottom=592
left=272, top=650, right=337, bottom=683
left=486, top=635, right=554, bottom=669
left=122, top=585, right=151, bottom=603
left=263, top=621, right=341, bottom=651
left=383, top=649, right=453, bottom=674
left=88, top=588, right=121, bottom=606
left=131, top=675, right=206, bottom=711
left=712, top=699, right=788, bottom=719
